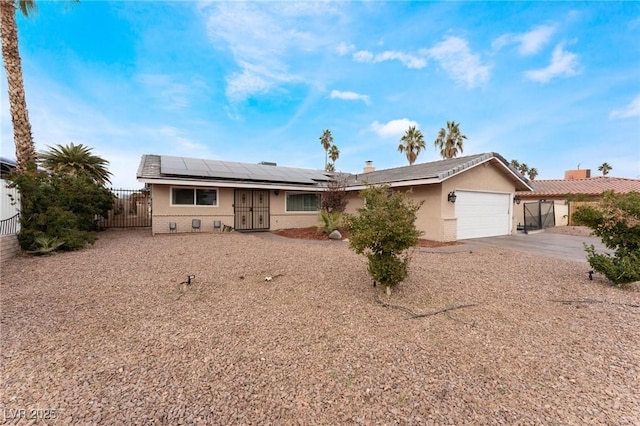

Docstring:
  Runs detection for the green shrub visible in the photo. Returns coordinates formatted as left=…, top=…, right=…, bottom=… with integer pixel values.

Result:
left=578, top=191, right=640, bottom=286
left=584, top=244, right=640, bottom=286
left=572, top=205, right=603, bottom=227
left=346, top=185, right=423, bottom=293
left=319, top=209, right=342, bottom=234
left=9, top=170, right=113, bottom=252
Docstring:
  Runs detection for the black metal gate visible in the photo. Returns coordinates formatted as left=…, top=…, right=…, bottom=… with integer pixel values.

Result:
left=523, top=201, right=555, bottom=231
left=98, top=188, right=151, bottom=228
left=234, top=190, right=270, bottom=231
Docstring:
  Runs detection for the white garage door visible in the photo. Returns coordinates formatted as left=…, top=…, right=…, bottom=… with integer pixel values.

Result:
left=456, top=191, right=511, bottom=239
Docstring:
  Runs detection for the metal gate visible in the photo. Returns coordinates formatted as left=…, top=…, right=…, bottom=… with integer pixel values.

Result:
left=523, top=201, right=555, bottom=231
left=98, top=188, right=151, bottom=228
left=234, top=190, right=270, bottom=231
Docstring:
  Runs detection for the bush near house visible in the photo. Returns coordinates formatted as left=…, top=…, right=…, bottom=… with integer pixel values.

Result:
left=9, top=170, right=114, bottom=252
left=318, top=174, right=348, bottom=235
left=346, top=185, right=423, bottom=294
left=573, top=191, right=640, bottom=285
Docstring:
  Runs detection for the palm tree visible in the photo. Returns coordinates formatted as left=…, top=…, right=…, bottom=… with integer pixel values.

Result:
left=397, top=125, right=426, bottom=165
left=510, top=159, right=520, bottom=169
left=1, top=0, right=37, bottom=172
left=518, top=163, right=529, bottom=176
left=528, top=167, right=538, bottom=181
left=598, top=162, right=612, bottom=176
left=38, top=142, right=112, bottom=185
left=434, top=121, right=467, bottom=159
left=319, top=129, right=333, bottom=169
left=327, top=144, right=340, bottom=172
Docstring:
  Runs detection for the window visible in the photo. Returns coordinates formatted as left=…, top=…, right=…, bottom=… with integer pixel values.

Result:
left=171, top=187, right=218, bottom=206
left=286, top=193, right=318, bottom=212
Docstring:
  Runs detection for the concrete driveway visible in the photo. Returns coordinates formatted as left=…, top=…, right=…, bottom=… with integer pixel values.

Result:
left=463, top=231, right=614, bottom=263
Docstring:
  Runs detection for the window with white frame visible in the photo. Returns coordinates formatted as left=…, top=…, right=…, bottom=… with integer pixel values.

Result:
left=171, top=187, right=218, bottom=206
left=286, top=192, right=318, bottom=212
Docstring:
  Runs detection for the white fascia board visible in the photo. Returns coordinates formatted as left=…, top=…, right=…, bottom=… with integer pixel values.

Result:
left=490, top=159, right=534, bottom=191
left=137, top=178, right=325, bottom=192
left=437, top=156, right=534, bottom=191
left=346, top=177, right=441, bottom=191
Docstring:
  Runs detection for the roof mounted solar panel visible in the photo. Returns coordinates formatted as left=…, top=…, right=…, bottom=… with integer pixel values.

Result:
left=159, top=155, right=330, bottom=185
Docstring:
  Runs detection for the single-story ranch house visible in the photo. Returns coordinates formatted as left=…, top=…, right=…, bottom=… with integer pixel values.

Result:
left=137, top=152, right=533, bottom=241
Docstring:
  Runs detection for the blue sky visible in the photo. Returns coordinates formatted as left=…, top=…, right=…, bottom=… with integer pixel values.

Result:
left=1, top=1, right=639, bottom=188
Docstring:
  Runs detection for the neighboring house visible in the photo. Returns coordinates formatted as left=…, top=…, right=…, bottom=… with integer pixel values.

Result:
left=1, top=157, right=20, bottom=262
left=515, top=169, right=640, bottom=227
left=1, top=157, right=20, bottom=233
left=138, top=152, right=532, bottom=241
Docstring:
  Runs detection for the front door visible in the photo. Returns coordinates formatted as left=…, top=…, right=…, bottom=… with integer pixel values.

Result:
left=234, top=190, right=270, bottom=231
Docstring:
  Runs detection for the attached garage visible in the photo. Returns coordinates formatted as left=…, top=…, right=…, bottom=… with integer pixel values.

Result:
left=456, top=190, right=511, bottom=239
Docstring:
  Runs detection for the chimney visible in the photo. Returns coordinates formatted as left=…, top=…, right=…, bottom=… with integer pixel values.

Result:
left=363, top=160, right=375, bottom=173
left=564, top=169, right=591, bottom=180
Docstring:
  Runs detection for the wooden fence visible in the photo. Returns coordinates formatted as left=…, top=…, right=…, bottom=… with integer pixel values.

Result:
left=567, top=201, right=600, bottom=225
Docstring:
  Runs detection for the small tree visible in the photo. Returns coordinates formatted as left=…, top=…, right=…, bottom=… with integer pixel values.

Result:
left=318, top=174, right=348, bottom=234
left=572, top=191, right=640, bottom=285
left=346, top=185, right=423, bottom=295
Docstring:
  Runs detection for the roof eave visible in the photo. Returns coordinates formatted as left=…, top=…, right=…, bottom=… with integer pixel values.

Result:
left=138, top=177, right=326, bottom=192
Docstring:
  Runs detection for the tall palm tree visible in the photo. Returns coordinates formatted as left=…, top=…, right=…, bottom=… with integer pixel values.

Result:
left=528, top=167, right=538, bottom=181
left=598, top=162, right=612, bottom=176
left=1, top=0, right=37, bottom=172
left=397, top=125, right=426, bottom=165
left=38, top=142, right=112, bottom=185
left=319, top=129, right=333, bottom=169
left=327, top=144, right=340, bottom=172
left=518, top=163, right=529, bottom=176
left=434, top=121, right=467, bottom=159
left=510, top=159, right=520, bottom=169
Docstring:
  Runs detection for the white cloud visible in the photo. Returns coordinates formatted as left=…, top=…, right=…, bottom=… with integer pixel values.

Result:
left=422, top=36, right=491, bottom=88
left=136, top=73, right=204, bottom=111
left=353, top=49, right=426, bottom=69
left=200, top=2, right=341, bottom=102
left=610, top=95, right=640, bottom=119
left=524, top=43, right=580, bottom=83
left=336, top=42, right=355, bottom=56
left=371, top=118, right=419, bottom=139
left=493, top=24, right=557, bottom=55
left=330, top=90, right=370, bottom=104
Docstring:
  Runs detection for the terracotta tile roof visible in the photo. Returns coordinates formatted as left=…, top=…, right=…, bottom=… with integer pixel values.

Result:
left=517, top=176, right=640, bottom=198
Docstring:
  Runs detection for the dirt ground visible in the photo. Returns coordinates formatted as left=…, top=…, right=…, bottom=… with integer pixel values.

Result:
left=1, top=229, right=639, bottom=424
left=273, top=226, right=461, bottom=248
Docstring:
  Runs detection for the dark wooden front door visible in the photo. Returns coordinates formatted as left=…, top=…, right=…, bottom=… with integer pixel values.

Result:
left=234, top=190, right=270, bottom=231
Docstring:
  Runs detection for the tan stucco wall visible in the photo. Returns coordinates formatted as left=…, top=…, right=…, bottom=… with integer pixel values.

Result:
left=150, top=162, right=519, bottom=240
left=270, top=191, right=320, bottom=229
left=514, top=198, right=568, bottom=228
left=151, top=185, right=234, bottom=234
left=150, top=185, right=320, bottom=234
left=443, top=163, right=518, bottom=240
left=345, top=162, right=519, bottom=242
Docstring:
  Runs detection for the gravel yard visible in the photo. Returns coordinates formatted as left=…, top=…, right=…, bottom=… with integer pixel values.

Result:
left=1, top=229, right=639, bottom=424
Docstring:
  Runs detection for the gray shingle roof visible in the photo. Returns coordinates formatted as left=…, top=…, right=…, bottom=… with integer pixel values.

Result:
left=348, top=152, right=532, bottom=190
left=137, top=152, right=533, bottom=191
